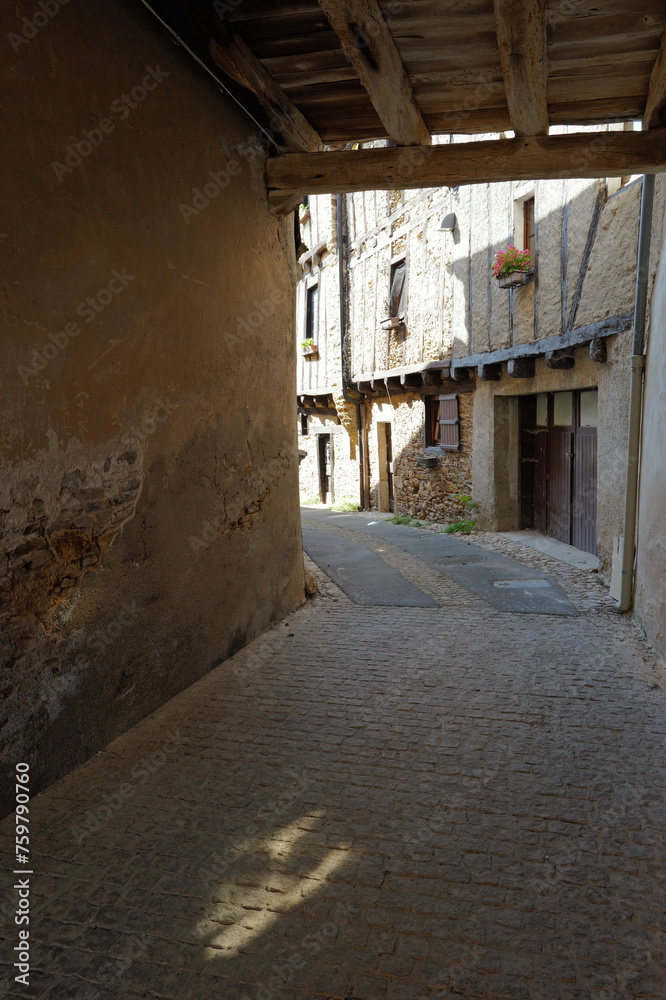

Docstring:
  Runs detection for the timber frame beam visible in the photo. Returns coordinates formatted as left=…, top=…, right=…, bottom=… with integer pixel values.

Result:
left=493, top=0, right=548, bottom=136
left=266, top=131, right=666, bottom=214
left=316, top=0, right=430, bottom=146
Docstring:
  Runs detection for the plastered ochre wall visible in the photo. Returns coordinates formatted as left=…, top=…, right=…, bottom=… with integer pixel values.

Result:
left=635, top=199, right=666, bottom=660
left=0, top=0, right=303, bottom=813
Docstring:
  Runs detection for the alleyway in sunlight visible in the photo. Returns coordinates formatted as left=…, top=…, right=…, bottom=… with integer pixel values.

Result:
left=1, top=515, right=665, bottom=1000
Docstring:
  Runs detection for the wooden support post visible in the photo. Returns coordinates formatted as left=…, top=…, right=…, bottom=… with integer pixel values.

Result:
left=507, top=357, right=535, bottom=378
left=477, top=363, right=502, bottom=380
left=589, top=338, right=608, bottom=363
left=545, top=349, right=575, bottom=370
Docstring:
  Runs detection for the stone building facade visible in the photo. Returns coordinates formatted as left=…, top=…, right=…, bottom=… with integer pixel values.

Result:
left=297, top=129, right=665, bottom=576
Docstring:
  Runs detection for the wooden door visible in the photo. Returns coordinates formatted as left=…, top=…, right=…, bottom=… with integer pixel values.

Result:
left=385, top=423, right=395, bottom=512
left=572, top=390, right=598, bottom=554
left=548, top=391, right=574, bottom=544
left=519, top=389, right=598, bottom=555
left=318, top=434, right=331, bottom=503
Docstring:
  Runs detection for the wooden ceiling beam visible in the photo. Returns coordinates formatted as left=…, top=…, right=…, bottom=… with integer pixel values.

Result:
left=209, top=38, right=322, bottom=152
left=644, top=26, right=666, bottom=129
left=266, top=131, right=666, bottom=213
left=493, top=0, right=548, bottom=136
left=316, top=0, right=431, bottom=146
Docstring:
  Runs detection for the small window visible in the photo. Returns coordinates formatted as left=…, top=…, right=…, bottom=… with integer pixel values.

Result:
left=426, top=394, right=460, bottom=451
left=535, top=393, right=548, bottom=427
left=389, top=259, right=406, bottom=318
left=300, top=414, right=309, bottom=436
left=579, top=390, right=598, bottom=428
left=553, top=391, right=573, bottom=426
left=523, top=196, right=536, bottom=257
left=306, top=284, right=319, bottom=342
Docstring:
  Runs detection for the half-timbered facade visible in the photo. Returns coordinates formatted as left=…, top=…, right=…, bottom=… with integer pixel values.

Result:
left=297, top=132, right=666, bottom=577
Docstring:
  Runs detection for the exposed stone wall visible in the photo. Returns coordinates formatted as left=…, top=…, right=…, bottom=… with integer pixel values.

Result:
left=366, top=393, right=473, bottom=523
left=0, top=0, right=303, bottom=814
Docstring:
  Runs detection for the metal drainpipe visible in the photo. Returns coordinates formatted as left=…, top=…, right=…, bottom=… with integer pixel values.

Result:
left=336, top=192, right=367, bottom=509
left=617, top=172, right=655, bottom=612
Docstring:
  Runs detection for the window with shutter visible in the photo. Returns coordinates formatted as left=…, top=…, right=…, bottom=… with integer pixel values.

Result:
left=389, top=259, right=406, bottom=318
left=426, top=394, right=460, bottom=451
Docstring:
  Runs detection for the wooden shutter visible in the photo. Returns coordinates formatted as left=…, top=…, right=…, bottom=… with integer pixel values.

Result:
left=438, top=394, right=460, bottom=451
left=389, top=260, right=406, bottom=317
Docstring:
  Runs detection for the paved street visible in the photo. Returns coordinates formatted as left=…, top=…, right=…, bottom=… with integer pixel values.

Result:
left=1, top=514, right=665, bottom=1000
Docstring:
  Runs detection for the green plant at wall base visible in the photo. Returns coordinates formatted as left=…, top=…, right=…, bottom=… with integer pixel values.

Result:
left=388, top=515, right=428, bottom=527
left=330, top=500, right=359, bottom=511
left=444, top=493, right=478, bottom=534
left=301, top=495, right=320, bottom=506
left=301, top=338, right=315, bottom=348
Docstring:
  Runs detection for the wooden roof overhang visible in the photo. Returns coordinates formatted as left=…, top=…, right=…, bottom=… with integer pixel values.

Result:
left=139, top=0, right=666, bottom=213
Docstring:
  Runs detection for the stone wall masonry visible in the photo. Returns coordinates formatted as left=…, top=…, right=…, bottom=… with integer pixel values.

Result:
left=366, top=393, right=473, bottom=523
left=0, top=0, right=304, bottom=814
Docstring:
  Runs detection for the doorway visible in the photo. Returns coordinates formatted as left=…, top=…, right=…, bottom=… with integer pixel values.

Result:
left=317, top=434, right=332, bottom=504
left=519, top=389, right=598, bottom=554
left=377, top=422, right=395, bottom=512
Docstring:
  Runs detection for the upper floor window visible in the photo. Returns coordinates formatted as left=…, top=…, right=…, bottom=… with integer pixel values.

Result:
left=426, top=394, right=460, bottom=451
left=523, top=196, right=536, bottom=256
left=306, top=284, right=319, bottom=342
left=389, top=259, right=406, bottom=318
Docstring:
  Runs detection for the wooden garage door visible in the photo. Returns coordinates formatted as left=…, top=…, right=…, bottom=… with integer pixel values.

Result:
left=520, top=389, right=598, bottom=555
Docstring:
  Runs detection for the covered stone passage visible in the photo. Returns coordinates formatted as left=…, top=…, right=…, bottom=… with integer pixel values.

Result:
left=0, top=0, right=666, bottom=1000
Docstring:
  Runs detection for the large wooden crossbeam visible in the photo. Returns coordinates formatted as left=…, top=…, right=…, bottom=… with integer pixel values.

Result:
left=266, top=131, right=666, bottom=214
left=316, top=0, right=430, bottom=147
left=493, top=0, right=548, bottom=136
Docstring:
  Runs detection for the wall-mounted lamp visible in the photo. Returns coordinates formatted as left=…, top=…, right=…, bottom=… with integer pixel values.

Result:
left=440, top=213, right=457, bottom=232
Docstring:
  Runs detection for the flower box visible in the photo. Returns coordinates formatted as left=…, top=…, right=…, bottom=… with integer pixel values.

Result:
left=492, top=245, right=534, bottom=289
left=301, top=345, right=318, bottom=357
left=496, top=269, right=534, bottom=289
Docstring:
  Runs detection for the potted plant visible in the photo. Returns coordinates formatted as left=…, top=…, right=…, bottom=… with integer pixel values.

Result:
left=299, top=202, right=311, bottom=224
left=301, top=338, right=318, bottom=357
left=492, top=245, right=534, bottom=288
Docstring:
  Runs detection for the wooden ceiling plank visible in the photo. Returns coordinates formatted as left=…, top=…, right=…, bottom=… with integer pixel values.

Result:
left=493, top=0, right=548, bottom=136
left=266, top=130, right=666, bottom=212
left=644, top=26, right=666, bottom=128
left=316, top=0, right=431, bottom=145
left=209, top=37, right=323, bottom=152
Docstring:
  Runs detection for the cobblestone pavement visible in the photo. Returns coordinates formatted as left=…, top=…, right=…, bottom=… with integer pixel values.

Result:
left=1, top=518, right=665, bottom=1000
